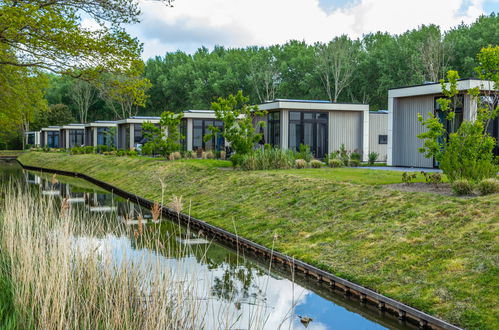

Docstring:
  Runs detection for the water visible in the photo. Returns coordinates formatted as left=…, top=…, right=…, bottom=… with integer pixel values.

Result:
left=0, top=161, right=415, bottom=329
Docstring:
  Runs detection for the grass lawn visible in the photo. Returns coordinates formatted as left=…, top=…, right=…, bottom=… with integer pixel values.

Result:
left=18, top=152, right=499, bottom=329
left=0, top=150, right=24, bottom=157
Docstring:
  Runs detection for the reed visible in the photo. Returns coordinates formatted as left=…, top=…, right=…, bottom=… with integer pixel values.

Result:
left=0, top=183, right=272, bottom=329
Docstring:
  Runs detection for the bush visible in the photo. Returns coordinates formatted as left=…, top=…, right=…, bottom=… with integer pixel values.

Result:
left=310, top=160, right=322, bottom=168
left=83, top=146, right=94, bottom=154
left=421, top=171, right=442, bottom=185
left=171, top=151, right=181, bottom=160
left=350, top=152, right=361, bottom=161
left=116, top=149, right=126, bottom=157
left=127, top=150, right=138, bottom=157
left=349, top=159, right=360, bottom=167
left=240, top=148, right=295, bottom=170
left=220, top=151, right=226, bottom=160
left=97, top=145, right=108, bottom=153
left=230, top=153, right=244, bottom=167
left=452, top=179, right=474, bottom=196
left=368, top=152, right=379, bottom=165
left=70, top=147, right=83, bottom=155
left=328, top=159, right=343, bottom=168
left=402, top=172, right=417, bottom=185
left=295, top=159, right=307, bottom=169
left=476, top=178, right=499, bottom=195
left=295, top=144, right=313, bottom=162
left=338, top=144, right=350, bottom=166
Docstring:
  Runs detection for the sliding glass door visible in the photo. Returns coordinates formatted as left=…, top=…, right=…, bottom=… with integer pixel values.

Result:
left=289, top=111, right=328, bottom=158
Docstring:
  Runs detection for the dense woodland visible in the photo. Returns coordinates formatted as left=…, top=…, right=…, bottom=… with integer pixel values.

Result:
left=1, top=13, right=498, bottom=148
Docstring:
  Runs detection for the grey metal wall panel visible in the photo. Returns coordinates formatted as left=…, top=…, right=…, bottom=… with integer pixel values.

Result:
left=369, top=113, right=388, bottom=161
left=392, top=95, right=433, bottom=167
left=329, top=111, right=363, bottom=154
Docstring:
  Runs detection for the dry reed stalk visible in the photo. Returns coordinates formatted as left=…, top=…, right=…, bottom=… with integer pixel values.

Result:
left=51, top=173, right=58, bottom=185
left=169, top=195, right=183, bottom=215
left=151, top=202, right=161, bottom=221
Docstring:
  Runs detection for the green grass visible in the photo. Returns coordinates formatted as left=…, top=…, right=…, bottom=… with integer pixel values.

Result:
left=0, top=150, right=24, bottom=157
left=18, top=152, right=499, bottom=329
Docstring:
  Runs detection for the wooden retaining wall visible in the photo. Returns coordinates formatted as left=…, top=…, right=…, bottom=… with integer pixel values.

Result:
left=17, top=160, right=462, bottom=330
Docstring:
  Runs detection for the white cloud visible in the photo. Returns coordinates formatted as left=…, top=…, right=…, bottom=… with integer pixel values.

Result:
left=128, top=0, right=489, bottom=58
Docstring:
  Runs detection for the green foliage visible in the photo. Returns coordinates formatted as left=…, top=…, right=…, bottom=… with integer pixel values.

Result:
left=451, top=179, right=474, bottom=196
left=402, top=172, right=417, bottom=185
left=295, top=159, right=307, bottom=169
left=349, top=159, right=361, bottom=167
left=338, top=144, right=350, bottom=166
left=142, top=111, right=184, bottom=157
left=439, top=121, right=498, bottom=183
left=476, top=178, right=499, bottom=195
left=239, top=148, right=295, bottom=171
left=295, top=144, right=313, bottom=162
left=209, top=91, right=267, bottom=156
left=368, top=152, right=379, bottom=165
left=421, top=171, right=443, bottom=185
left=310, top=160, right=323, bottom=168
left=328, top=159, right=343, bottom=168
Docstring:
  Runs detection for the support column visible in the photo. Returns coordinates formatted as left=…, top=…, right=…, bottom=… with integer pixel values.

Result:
left=328, top=112, right=334, bottom=154
left=187, top=118, right=193, bottom=151
left=362, top=109, right=369, bottom=162
left=129, top=124, right=134, bottom=149
left=93, top=127, right=98, bottom=147
left=281, top=110, right=288, bottom=150
left=65, top=130, right=70, bottom=149
left=387, top=97, right=395, bottom=166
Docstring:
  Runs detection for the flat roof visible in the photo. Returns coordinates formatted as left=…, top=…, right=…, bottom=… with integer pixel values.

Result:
left=370, top=110, right=388, bottom=114
left=84, top=121, right=117, bottom=127
left=388, top=79, right=496, bottom=98
left=259, top=99, right=369, bottom=111
left=182, top=109, right=219, bottom=119
left=60, top=124, right=85, bottom=130
left=116, top=116, right=161, bottom=124
left=41, top=126, right=60, bottom=131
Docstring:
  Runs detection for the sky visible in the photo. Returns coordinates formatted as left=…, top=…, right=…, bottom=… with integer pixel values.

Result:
left=121, top=0, right=498, bottom=59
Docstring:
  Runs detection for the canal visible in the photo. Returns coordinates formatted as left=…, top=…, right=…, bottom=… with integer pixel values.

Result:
left=0, top=160, right=415, bottom=329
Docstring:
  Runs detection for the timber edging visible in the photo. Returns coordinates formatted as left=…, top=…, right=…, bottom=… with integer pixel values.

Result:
left=17, top=159, right=463, bottom=330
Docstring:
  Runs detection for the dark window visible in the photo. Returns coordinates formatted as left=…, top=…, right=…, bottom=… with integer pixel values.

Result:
left=267, top=112, right=280, bottom=147
left=434, top=94, right=464, bottom=135
left=69, top=130, right=84, bottom=148
left=134, top=124, right=143, bottom=144
left=288, top=111, right=328, bottom=158
left=27, top=133, right=35, bottom=145
left=47, top=131, right=59, bottom=148
left=179, top=119, right=187, bottom=151
left=480, top=94, right=499, bottom=156
left=192, top=119, right=224, bottom=151
left=378, top=135, right=388, bottom=144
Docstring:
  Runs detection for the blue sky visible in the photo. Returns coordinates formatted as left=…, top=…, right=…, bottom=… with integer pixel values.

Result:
left=108, top=0, right=498, bottom=59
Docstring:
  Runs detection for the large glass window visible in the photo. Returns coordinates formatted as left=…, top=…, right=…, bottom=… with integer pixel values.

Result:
left=97, top=127, right=113, bottom=146
left=179, top=119, right=187, bottom=151
left=434, top=95, right=464, bottom=135
left=288, top=111, right=328, bottom=158
left=267, top=112, right=280, bottom=147
left=192, top=119, right=224, bottom=151
left=27, top=133, right=35, bottom=145
left=47, top=131, right=59, bottom=148
left=69, top=130, right=84, bottom=148
left=480, top=94, right=499, bottom=155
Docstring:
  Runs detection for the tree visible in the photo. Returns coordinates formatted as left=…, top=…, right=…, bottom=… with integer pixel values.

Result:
left=70, top=80, right=97, bottom=123
left=207, top=91, right=267, bottom=158
left=248, top=46, right=281, bottom=103
left=0, top=0, right=172, bottom=77
left=142, top=111, right=184, bottom=156
left=418, top=25, right=448, bottom=82
left=315, top=36, right=360, bottom=102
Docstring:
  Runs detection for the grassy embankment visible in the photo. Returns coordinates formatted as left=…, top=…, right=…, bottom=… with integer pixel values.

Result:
left=19, top=152, right=499, bottom=329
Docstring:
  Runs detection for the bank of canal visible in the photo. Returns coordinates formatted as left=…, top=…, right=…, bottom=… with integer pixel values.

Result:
left=0, top=160, right=415, bottom=329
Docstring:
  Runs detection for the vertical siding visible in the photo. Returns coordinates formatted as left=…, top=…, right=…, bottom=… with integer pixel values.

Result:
left=329, top=111, right=363, bottom=154
left=393, top=95, right=433, bottom=167
left=368, top=112, right=388, bottom=161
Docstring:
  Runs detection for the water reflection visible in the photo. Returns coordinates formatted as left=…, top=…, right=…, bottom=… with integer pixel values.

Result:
left=0, top=164, right=413, bottom=329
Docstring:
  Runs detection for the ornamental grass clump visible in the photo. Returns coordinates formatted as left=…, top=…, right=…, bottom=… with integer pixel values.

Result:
left=310, top=160, right=322, bottom=168
left=451, top=179, right=474, bottom=196
left=240, top=148, right=295, bottom=170
left=295, top=159, right=307, bottom=169
left=476, top=178, right=499, bottom=195
left=328, top=159, right=343, bottom=168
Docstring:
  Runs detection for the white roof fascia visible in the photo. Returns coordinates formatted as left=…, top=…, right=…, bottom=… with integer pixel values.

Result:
left=388, top=80, right=496, bottom=98
left=41, top=127, right=60, bottom=131
left=116, top=118, right=161, bottom=124
left=258, top=101, right=368, bottom=111
left=84, top=122, right=118, bottom=128
left=60, top=125, right=85, bottom=130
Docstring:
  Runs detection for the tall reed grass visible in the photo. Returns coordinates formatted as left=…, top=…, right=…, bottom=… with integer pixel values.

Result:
left=0, top=183, right=272, bottom=329
left=240, top=148, right=296, bottom=171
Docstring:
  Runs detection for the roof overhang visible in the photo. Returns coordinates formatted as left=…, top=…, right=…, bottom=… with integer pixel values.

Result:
left=116, top=118, right=161, bottom=124
left=84, top=122, right=117, bottom=128
left=60, top=125, right=85, bottom=130
left=258, top=100, right=369, bottom=111
left=41, top=127, right=60, bottom=132
left=388, top=79, right=496, bottom=98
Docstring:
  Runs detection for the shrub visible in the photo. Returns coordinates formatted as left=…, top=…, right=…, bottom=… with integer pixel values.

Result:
left=338, top=144, right=349, bottom=166
left=328, top=159, right=343, bottom=168
left=368, top=152, right=379, bottom=165
left=116, top=149, right=126, bottom=157
left=83, top=146, right=94, bottom=154
left=295, top=159, right=307, bottom=169
left=220, top=151, right=226, bottom=160
left=350, top=152, right=361, bottom=161
left=171, top=151, right=181, bottom=160
left=310, top=160, right=322, bottom=168
left=127, top=150, right=138, bottom=157
left=295, top=144, right=313, bottom=162
left=452, top=179, right=474, bottom=196
left=205, top=151, right=214, bottom=159
left=421, top=171, right=442, bottom=185
left=402, top=172, right=417, bottom=185
left=230, top=153, right=243, bottom=167
left=70, top=147, right=83, bottom=155
left=476, top=178, right=499, bottom=195
left=349, top=159, right=360, bottom=167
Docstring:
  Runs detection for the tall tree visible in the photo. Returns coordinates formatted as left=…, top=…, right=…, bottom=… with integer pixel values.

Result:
left=248, top=46, right=281, bottom=103
left=70, top=80, right=97, bottom=123
left=315, top=36, right=360, bottom=102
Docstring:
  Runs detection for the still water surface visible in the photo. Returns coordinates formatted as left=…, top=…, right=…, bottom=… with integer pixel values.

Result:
left=0, top=161, right=414, bottom=330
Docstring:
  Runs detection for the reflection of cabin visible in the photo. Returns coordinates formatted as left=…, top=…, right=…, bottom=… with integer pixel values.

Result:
left=388, top=79, right=498, bottom=168
left=40, top=126, right=60, bottom=148
left=258, top=99, right=370, bottom=160
left=84, top=121, right=117, bottom=147
left=116, top=116, right=161, bottom=150
left=180, top=110, right=226, bottom=152
left=85, top=192, right=117, bottom=212
left=369, top=111, right=388, bottom=162
left=60, top=124, right=85, bottom=149
left=41, top=179, right=61, bottom=196
left=25, top=172, right=41, bottom=185
left=60, top=183, right=85, bottom=203
left=116, top=201, right=152, bottom=224
left=24, top=131, right=40, bottom=147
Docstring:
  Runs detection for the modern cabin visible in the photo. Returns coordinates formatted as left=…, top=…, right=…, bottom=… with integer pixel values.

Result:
left=40, top=126, right=61, bottom=148
left=116, top=116, right=161, bottom=150
left=180, top=110, right=225, bottom=152
left=60, top=124, right=85, bottom=149
left=24, top=131, right=40, bottom=147
left=258, top=99, right=370, bottom=160
left=368, top=111, right=388, bottom=162
left=84, top=121, right=117, bottom=148
left=388, top=79, right=498, bottom=168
